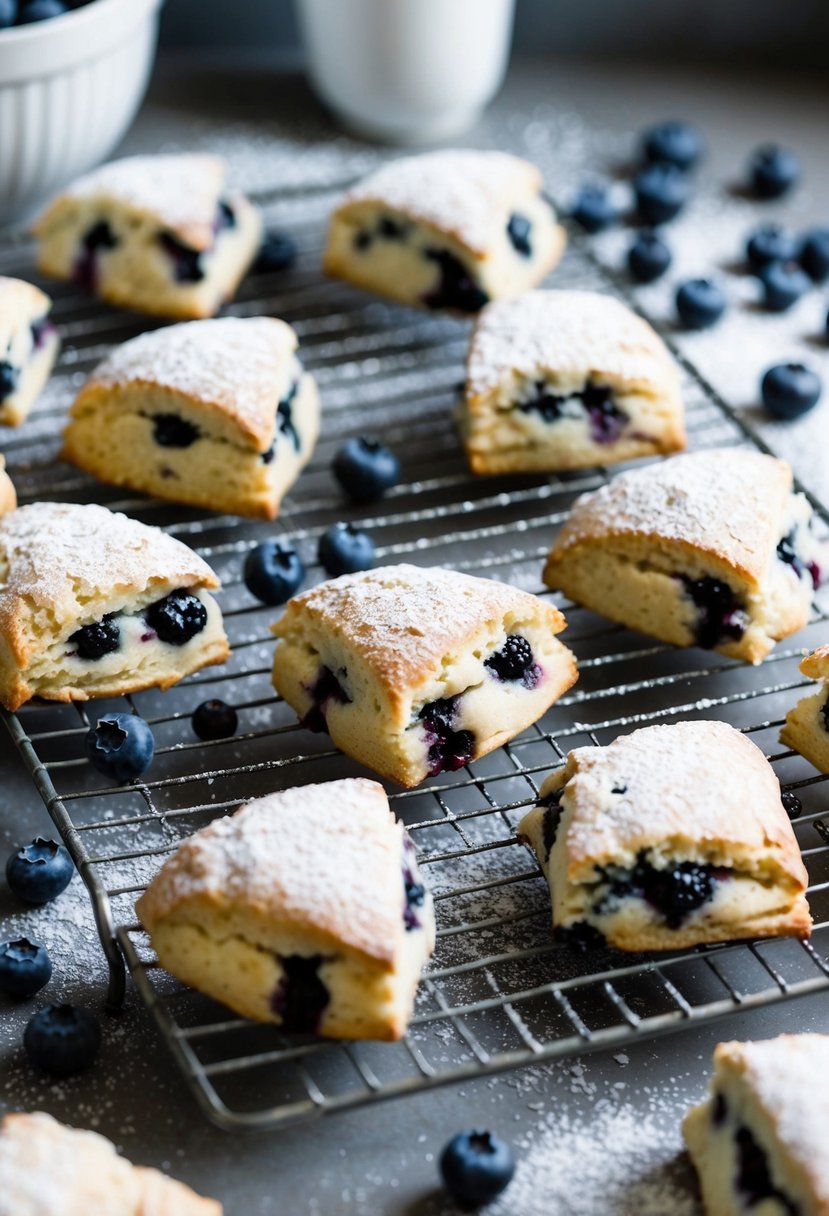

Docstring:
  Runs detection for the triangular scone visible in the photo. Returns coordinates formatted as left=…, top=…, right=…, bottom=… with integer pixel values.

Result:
left=0, top=458, right=15, bottom=516
left=0, top=502, right=229, bottom=711
left=323, top=150, right=566, bottom=314
left=0, top=277, right=60, bottom=427
left=543, top=449, right=826, bottom=664
left=684, top=1035, right=829, bottom=1216
left=272, top=564, right=578, bottom=788
left=33, top=153, right=262, bottom=320
left=62, top=317, right=320, bottom=520
left=0, top=1111, right=221, bottom=1215
left=518, top=721, right=811, bottom=952
left=461, top=290, right=686, bottom=475
left=136, top=779, right=435, bottom=1041
left=781, top=646, right=829, bottom=773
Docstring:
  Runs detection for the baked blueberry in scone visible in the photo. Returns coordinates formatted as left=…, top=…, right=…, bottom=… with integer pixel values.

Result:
left=0, top=277, right=59, bottom=427
left=0, top=1110, right=222, bottom=1215
left=683, top=1034, right=829, bottom=1216
left=323, top=151, right=566, bottom=314
left=271, top=564, right=578, bottom=788
left=461, top=290, right=686, bottom=475
left=543, top=449, right=825, bottom=664
left=33, top=153, right=261, bottom=320
left=62, top=317, right=320, bottom=520
left=0, top=502, right=229, bottom=712
left=518, top=721, right=811, bottom=951
left=781, top=646, right=829, bottom=774
left=136, top=778, right=435, bottom=1041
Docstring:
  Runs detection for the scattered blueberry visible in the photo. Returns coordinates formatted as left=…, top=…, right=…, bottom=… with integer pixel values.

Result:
left=675, top=278, right=727, bottom=329
left=318, top=522, right=375, bottom=577
left=799, top=228, right=829, bottom=283
left=634, top=162, right=690, bottom=226
left=85, top=713, right=155, bottom=783
left=758, top=261, right=811, bottom=313
left=641, top=120, right=703, bottom=171
left=332, top=437, right=401, bottom=504
left=781, top=792, right=802, bottom=820
left=6, top=839, right=73, bottom=905
left=254, top=232, right=298, bottom=273
left=0, top=938, right=52, bottom=998
left=748, top=145, right=801, bottom=200
left=243, top=539, right=305, bottom=605
left=440, top=1130, right=516, bottom=1207
left=17, top=0, right=67, bottom=20
left=761, top=363, right=822, bottom=420
left=144, top=589, right=207, bottom=645
left=0, top=0, right=18, bottom=28
left=570, top=183, right=618, bottom=233
left=627, top=230, right=672, bottom=283
left=24, top=1004, right=101, bottom=1076
left=192, top=699, right=238, bottom=741
left=745, top=223, right=798, bottom=272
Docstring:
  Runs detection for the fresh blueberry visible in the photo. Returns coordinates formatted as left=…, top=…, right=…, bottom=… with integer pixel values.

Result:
left=0, top=360, right=18, bottom=399
left=254, top=232, right=298, bottom=273
left=192, top=698, right=238, bottom=741
left=24, top=1004, right=101, bottom=1076
left=318, top=523, right=375, bottom=577
left=570, top=183, right=618, bottom=234
left=799, top=228, right=829, bottom=283
left=781, top=792, right=802, bottom=820
left=85, top=713, right=155, bottom=783
left=627, top=230, right=671, bottom=283
left=759, top=261, right=811, bottom=313
left=0, top=938, right=52, bottom=998
left=144, top=589, right=207, bottom=645
left=675, top=278, right=727, bottom=329
left=332, top=437, right=401, bottom=504
left=634, top=163, right=690, bottom=226
left=243, top=539, right=305, bottom=605
left=0, top=0, right=18, bottom=28
left=68, top=614, right=120, bottom=661
left=761, top=363, right=822, bottom=420
left=641, top=120, right=703, bottom=171
left=745, top=224, right=798, bottom=272
left=18, top=0, right=67, bottom=20
left=6, top=839, right=73, bottom=905
left=440, top=1130, right=516, bottom=1207
left=749, top=145, right=801, bottom=200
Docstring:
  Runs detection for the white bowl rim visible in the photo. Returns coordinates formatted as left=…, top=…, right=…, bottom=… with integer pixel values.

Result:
left=0, top=0, right=165, bottom=79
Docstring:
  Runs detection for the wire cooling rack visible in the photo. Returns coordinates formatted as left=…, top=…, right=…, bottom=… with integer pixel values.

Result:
left=2, top=178, right=829, bottom=1131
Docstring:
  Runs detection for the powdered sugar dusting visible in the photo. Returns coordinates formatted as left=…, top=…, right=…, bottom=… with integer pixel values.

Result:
left=466, top=290, right=675, bottom=399
left=339, top=151, right=542, bottom=255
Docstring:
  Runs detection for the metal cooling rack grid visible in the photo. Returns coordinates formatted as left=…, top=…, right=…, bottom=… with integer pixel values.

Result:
left=2, top=189, right=829, bottom=1130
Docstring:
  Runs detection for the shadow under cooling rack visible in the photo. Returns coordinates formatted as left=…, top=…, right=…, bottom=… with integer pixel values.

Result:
left=3, top=192, right=829, bottom=1130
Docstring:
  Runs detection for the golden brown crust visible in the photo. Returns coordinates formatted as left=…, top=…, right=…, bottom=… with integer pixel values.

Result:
left=800, top=645, right=829, bottom=680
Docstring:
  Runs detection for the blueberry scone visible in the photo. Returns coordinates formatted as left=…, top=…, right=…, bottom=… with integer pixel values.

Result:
left=34, top=153, right=261, bottom=320
left=461, top=290, right=686, bottom=475
left=0, top=277, right=59, bottom=427
left=323, top=150, right=565, bottom=314
left=136, top=778, right=435, bottom=1041
left=0, top=1110, right=221, bottom=1215
left=0, top=458, right=15, bottom=515
left=684, top=1034, right=829, bottom=1216
left=781, top=646, right=829, bottom=773
left=543, top=449, right=825, bottom=664
left=272, top=564, right=578, bottom=787
left=0, top=502, right=229, bottom=711
left=62, top=317, right=320, bottom=520
left=518, top=721, right=811, bottom=951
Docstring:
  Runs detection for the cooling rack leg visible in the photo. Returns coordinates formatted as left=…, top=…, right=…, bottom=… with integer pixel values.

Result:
left=104, top=938, right=127, bottom=1013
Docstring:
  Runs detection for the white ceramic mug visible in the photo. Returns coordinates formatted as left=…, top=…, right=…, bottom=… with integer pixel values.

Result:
left=296, top=0, right=516, bottom=144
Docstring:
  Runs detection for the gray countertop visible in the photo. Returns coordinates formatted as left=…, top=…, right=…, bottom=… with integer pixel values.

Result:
left=1, top=52, right=828, bottom=1216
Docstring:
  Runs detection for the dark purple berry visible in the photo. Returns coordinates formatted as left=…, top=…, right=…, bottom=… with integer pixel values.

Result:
left=571, top=183, right=618, bottom=234
left=507, top=213, right=532, bottom=257
left=0, top=938, right=52, bottom=998
left=244, top=540, right=305, bottom=605
left=255, top=232, right=298, bottom=273
left=759, top=261, right=810, bottom=313
left=781, top=792, right=802, bottom=820
left=318, top=522, right=375, bottom=577
left=745, top=224, right=797, bottom=272
left=641, top=120, right=703, bottom=171
left=440, top=1130, right=515, bottom=1207
left=68, top=615, right=120, bottom=661
left=24, top=1004, right=101, bottom=1076
left=85, top=713, right=154, bottom=783
left=799, top=228, right=829, bottom=283
left=144, top=589, right=207, bottom=645
left=761, top=363, right=822, bottom=420
left=332, top=437, right=400, bottom=504
left=422, top=249, right=488, bottom=313
left=634, top=162, right=690, bottom=226
left=270, top=956, right=329, bottom=1033
left=6, top=839, right=73, bottom=905
left=749, top=145, right=801, bottom=200
left=676, top=278, right=727, bottom=329
left=152, top=413, right=200, bottom=448
left=192, top=699, right=238, bottom=741
left=627, top=230, right=672, bottom=283
left=484, top=635, right=538, bottom=685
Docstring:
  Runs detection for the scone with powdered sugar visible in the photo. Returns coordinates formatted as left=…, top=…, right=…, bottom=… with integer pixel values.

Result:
left=461, top=290, right=686, bottom=475
left=136, top=778, right=435, bottom=1041
left=543, top=449, right=825, bottom=664
left=324, top=150, right=565, bottom=314
left=0, top=502, right=229, bottom=711
left=781, top=645, right=829, bottom=774
left=34, top=153, right=261, bottom=319
left=518, top=721, right=811, bottom=951
left=684, top=1034, right=829, bottom=1216
left=62, top=317, right=320, bottom=520
left=0, top=276, right=59, bottom=427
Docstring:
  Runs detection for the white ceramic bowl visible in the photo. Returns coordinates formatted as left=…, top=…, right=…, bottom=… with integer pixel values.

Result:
left=0, top=0, right=164, bottom=225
